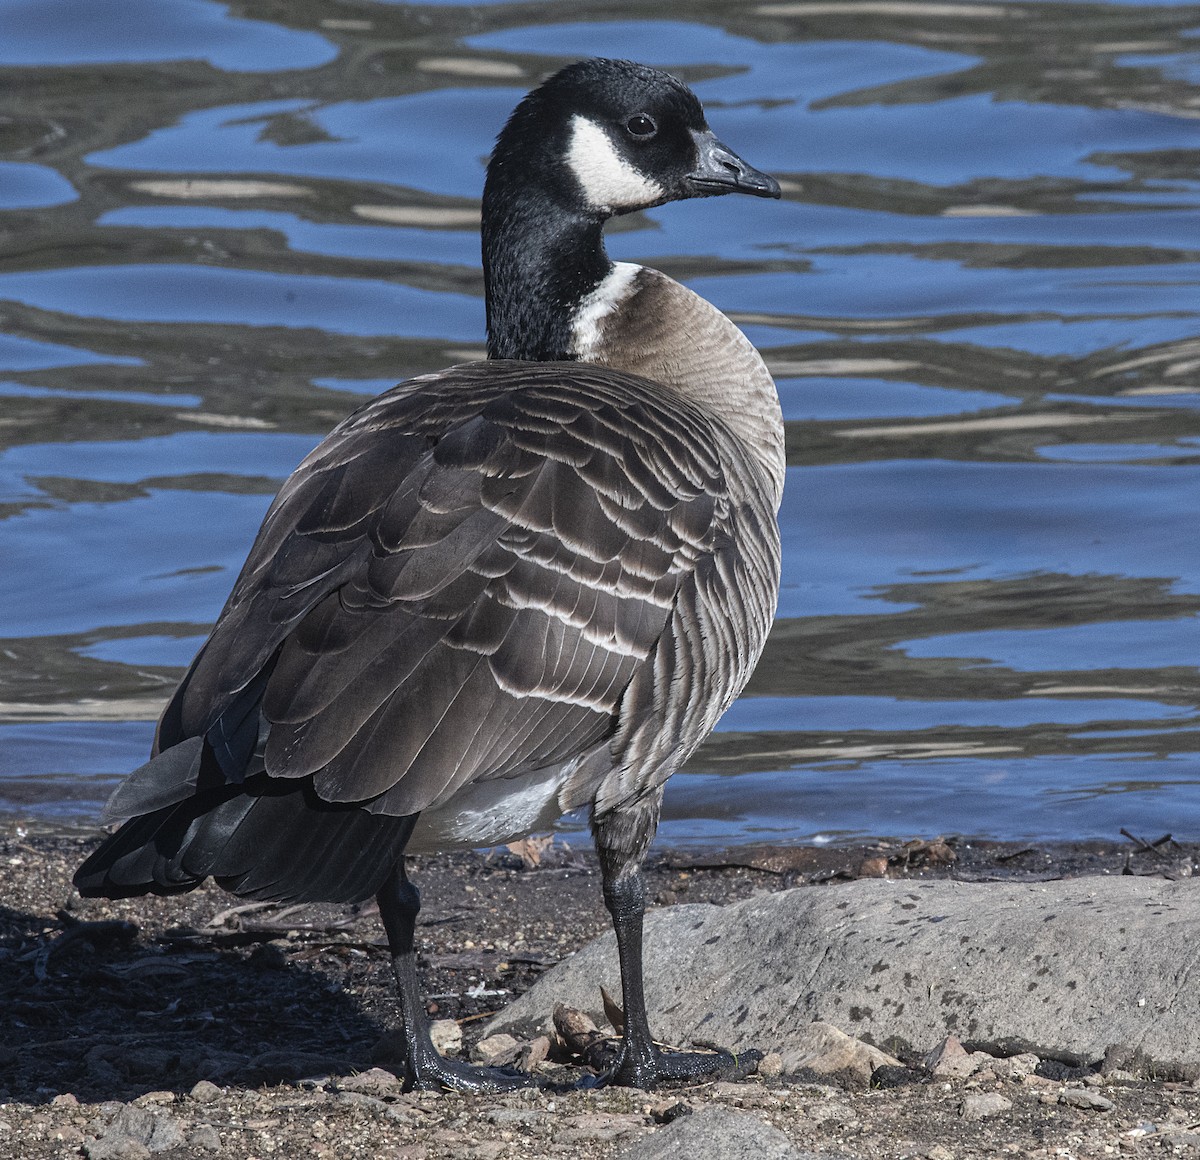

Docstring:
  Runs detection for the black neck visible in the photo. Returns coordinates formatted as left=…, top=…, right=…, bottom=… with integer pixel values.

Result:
left=481, top=183, right=612, bottom=362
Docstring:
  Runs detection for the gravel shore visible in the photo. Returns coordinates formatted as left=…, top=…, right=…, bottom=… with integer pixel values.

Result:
left=2, top=830, right=1196, bottom=1159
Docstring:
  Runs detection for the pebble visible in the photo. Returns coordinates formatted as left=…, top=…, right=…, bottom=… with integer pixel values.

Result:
left=430, top=1019, right=463, bottom=1056
left=188, top=1125, right=222, bottom=1152
left=334, top=1091, right=390, bottom=1112
left=132, top=1091, right=175, bottom=1108
left=1021, top=1073, right=1057, bottom=1088
left=959, top=1093, right=1013, bottom=1121
left=988, top=1053, right=1041, bottom=1081
left=758, top=1052, right=784, bottom=1079
left=471, top=1034, right=522, bottom=1067
left=777, top=1021, right=901, bottom=1086
left=557, top=1112, right=646, bottom=1144
left=189, top=1080, right=223, bottom=1103
left=925, top=1036, right=992, bottom=1080
left=84, top=1136, right=151, bottom=1160
left=486, top=1107, right=543, bottom=1126
left=337, top=1067, right=404, bottom=1096
left=517, top=1034, right=551, bottom=1072
left=1059, top=1088, right=1114, bottom=1112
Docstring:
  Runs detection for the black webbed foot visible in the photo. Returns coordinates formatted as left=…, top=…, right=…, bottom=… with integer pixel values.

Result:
left=400, top=1046, right=537, bottom=1093
left=602, top=1044, right=762, bottom=1089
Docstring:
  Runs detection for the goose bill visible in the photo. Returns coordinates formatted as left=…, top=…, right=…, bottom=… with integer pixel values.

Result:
left=686, top=130, right=781, bottom=199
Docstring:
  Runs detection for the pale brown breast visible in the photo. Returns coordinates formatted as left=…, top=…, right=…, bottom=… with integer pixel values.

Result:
left=573, top=262, right=786, bottom=509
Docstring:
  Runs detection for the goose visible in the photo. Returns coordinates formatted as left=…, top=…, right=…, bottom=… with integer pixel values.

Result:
left=75, top=57, right=784, bottom=1092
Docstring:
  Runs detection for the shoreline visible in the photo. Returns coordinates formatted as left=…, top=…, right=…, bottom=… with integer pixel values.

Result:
left=1, top=833, right=1196, bottom=1158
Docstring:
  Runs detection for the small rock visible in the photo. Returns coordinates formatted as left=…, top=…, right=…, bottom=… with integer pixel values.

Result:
left=925, top=1036, right=984, bottom=1079
left=471, top=1034, right=522, bottom=1067
left=187, top=1125, right=221, bottom=1152
left=650, top=1100, right=692, bottom=1125
left=926, top=1146, right=954, bottom=1160
left=1102, top=1042, right=1151, bottom=1077
left=486, top=1108, right=542, bottom=1126
left=429, top=1019, right=463, bottom=1056
left=1059, top=1088, right=1114, bottom=1112
left=106, top=1106, right=155, bottom=1145
left=336, top=1091, right=389, bottom=1111
left=148, top=1115, right=186, bottom=1153
left=98, top=1104, right=186, bottom=1155
left=959, top=1093, right=1013, bottom=1121
left=189, top=1080, right=222, bottom=1103
left=777, top=1022, right=901, bottom=1087
left=558, top=1112, right=646, bottom=1144
left=133, top=1091, right=175, bottom=1107
left=517, top=1035, right=551, bottom=1072
left=806, top=1101, right=855, bottom=1128
left=616, top=1105, right=802, bottom=1160
left=988, top=1053, right=1040, bottom=1080
left=51, top=1125, right=86, bottom=1146
left=1020, top=1072, right=1057, bottom=1087
left=758, top=1052, right=784, bottom=1079
left=337, top=1067, right=403, bottom=1096
left=85, top=1135, right=152, bottom=1160
left=1160, top=1132, right=1200, bottom=1149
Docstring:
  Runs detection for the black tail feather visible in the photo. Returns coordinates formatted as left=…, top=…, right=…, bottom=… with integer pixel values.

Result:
left=75, top=773, right=415, bottom=905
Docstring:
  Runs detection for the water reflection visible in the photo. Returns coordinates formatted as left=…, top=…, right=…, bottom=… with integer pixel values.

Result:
left=1, top=0, right=1198, bottom=843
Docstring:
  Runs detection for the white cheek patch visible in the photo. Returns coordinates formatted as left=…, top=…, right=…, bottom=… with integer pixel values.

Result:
left=565, top=115, right=664, bottom=213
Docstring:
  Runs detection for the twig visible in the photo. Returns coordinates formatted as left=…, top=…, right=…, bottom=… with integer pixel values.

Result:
left=1121, top=828, right=1176, bottom=857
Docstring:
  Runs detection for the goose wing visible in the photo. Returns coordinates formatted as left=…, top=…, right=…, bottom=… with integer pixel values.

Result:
left=149, top=360, right=766, bottom=820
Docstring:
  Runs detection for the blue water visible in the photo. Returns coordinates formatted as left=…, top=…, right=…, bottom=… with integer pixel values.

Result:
left=1, top=0, right=1199, bottom=846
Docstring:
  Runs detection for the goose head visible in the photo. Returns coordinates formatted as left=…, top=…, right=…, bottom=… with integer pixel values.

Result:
left=486, top=57, right=780, bottom=218
left=482, top=59, right=780, bottom=360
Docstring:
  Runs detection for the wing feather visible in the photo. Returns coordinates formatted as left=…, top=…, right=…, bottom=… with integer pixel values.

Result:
left=154, top=360, right=777, bottom=824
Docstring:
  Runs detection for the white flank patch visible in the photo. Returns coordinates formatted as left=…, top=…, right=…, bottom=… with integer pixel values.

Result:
left=572, top=260, right=641, bottom=358
left=408, top=764, right=572, bottom=851
left=565, top=115, right=664, bottom=213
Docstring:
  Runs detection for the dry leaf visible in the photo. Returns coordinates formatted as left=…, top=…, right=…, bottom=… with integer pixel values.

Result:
left=506, top=834, right=553, bottom=868
left=600, top=985, right=625, bottom=1035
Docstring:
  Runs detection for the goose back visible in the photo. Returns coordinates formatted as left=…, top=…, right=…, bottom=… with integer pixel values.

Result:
left=113, top=361, right=779, bottom=859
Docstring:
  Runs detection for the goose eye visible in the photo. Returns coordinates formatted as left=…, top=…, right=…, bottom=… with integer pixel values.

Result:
left=624, top=114, right=657, bottom=138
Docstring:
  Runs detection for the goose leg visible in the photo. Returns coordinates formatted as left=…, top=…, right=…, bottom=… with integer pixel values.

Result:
left=595, top=806, right=751, bottom=1089
left=377, top=860, right=532, bottom=1093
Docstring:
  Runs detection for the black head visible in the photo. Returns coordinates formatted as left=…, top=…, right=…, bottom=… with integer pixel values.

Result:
left=485, top=58, right=780, bottom=219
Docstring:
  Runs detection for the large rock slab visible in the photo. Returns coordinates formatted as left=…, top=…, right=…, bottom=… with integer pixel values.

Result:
left=615, top=1105, right=824, bottom=1160
left=488, top=876, right=1199, bottom=1069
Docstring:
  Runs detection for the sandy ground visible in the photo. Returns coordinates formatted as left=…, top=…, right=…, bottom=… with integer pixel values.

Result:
left=1, top=830, right=1197, bottom=1159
